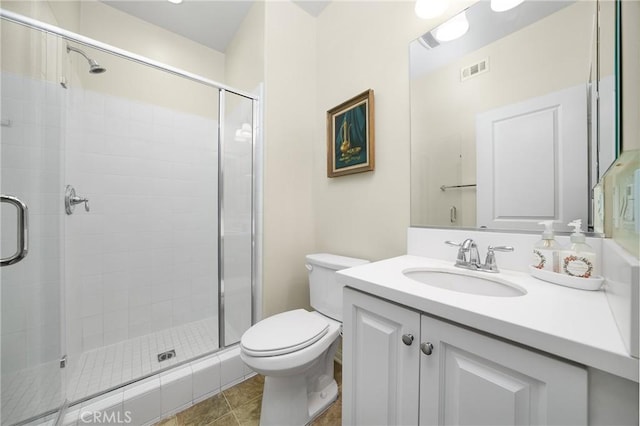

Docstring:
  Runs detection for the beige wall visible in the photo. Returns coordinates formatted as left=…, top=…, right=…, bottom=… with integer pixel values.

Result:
left=261, top=1, right=318, bottom=317
left=2, top=0, right=225, bottom=117
left=2, top=0, right=225, bottom=80
left=1, top=1, right=67, bottom=80
left=257, top=0, right=477, bottom=316
left=75, top=0, right=223, bottom=117
left=77, top=1, right=225, bottom=82
left=312, top=1, right=473, bottom=264
left=225, top=1, right=265, bottom=94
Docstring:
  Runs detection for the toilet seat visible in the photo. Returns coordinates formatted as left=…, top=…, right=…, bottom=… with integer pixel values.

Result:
left=241, top=309, right=329, bottom=357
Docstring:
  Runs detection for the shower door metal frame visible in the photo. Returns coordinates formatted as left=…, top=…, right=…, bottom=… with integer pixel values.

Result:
left=217, top=88, right=260, bottom=348
left=0, top=1, right=260, bottom=368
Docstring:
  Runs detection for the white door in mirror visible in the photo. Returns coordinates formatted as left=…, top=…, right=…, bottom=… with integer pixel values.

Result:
left=476, top=84, right=588, bottom=232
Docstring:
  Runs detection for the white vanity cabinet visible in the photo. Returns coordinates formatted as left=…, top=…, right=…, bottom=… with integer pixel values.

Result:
left=419, top=314, right=587, bottom=425
left=342, top=286, right=421, bottom=425
left=343, top=287, right=588, bottom=425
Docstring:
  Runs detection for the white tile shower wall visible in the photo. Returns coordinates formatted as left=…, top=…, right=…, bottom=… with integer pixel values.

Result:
left=64, top=87, right=220, bottom=357
left=0, top=72, right=64, bottom=376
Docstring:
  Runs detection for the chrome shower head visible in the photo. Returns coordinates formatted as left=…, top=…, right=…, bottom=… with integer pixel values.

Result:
left=88, top=59, right=106, bottom=74
left=67, top=45, right=107, bottom=74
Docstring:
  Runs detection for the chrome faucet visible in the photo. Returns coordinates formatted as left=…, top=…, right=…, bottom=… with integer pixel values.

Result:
left=445, top=239, right=514, bottom=273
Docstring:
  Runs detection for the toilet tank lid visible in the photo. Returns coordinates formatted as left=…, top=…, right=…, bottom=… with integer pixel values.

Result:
left=306, top=253, right=369, bottom=270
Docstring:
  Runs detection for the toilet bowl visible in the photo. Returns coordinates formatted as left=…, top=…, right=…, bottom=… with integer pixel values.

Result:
left=240, top=253, right=368, bottom=426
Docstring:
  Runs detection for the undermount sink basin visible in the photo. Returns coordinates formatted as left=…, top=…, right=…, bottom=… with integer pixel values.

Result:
left=403, top=268, right=527, bottom=297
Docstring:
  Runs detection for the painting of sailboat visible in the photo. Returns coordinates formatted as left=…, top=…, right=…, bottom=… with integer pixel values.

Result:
left=327, top=89, right=375, bottom=177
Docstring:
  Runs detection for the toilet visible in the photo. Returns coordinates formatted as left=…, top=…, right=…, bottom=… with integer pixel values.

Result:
left=240, top=253, right=369, bottom=426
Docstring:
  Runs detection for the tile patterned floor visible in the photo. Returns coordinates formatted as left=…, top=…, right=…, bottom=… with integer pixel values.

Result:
left=156, top=362, right=342, bottom=426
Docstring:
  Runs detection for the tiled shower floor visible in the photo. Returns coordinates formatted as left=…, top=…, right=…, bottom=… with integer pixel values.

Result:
left=1, top=318, right=218, bottom=425
left=67, top=317, right=218, bottom=401
left=1, top=360, right=64, bottom=425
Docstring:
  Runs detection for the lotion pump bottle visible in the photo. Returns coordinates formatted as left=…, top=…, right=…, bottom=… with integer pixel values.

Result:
left=533, top=220, right=561, bottom=272
left=560, top=219, right=597, bottom=278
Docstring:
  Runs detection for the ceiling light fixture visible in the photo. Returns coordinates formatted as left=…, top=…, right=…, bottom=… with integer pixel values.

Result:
left=434, top=10, right=469, bottom=42
left=490, top=0, right=525, bottom=12
left=167, top=0, right=183, bottom=4
left=414, top=0, right=448, bottom=19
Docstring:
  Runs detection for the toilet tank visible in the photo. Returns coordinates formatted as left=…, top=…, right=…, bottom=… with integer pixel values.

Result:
left=306, top=253, right=369, bottom=321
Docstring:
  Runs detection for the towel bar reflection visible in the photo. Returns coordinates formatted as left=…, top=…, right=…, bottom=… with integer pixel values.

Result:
left=1, top=194, right=29, bottom=267
left=440, top=184, right=477, bottom=191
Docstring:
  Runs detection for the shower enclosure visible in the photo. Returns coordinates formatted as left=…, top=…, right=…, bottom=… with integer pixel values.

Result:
left=1, top=9, right=258, bottom=425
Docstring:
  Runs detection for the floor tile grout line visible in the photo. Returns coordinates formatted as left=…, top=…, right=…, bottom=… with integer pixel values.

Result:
left=230, top=408, right=242, bottom=426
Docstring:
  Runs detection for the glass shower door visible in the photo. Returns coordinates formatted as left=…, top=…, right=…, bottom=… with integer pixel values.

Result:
left=1, top=19, right=66, bottom=425
left=221, top=91, right=255, bottom=346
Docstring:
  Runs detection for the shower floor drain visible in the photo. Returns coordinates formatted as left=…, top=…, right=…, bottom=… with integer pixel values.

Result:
left=157, top=349, right=176, bottom=362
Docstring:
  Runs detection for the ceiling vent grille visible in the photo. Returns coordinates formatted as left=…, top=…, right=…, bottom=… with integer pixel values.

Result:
left=460, top=58, right=489, bottom=81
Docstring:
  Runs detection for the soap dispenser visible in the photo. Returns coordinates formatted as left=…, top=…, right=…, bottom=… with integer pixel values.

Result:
left=533, top=220, right=561, bottom=272
left=559, top=219, right=597, bottom=278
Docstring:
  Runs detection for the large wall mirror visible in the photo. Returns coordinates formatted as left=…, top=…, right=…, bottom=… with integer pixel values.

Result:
left=409, top=0, right=619, bottom=232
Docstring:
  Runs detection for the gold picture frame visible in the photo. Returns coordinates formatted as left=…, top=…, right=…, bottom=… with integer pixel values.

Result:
left=327, top=89, right=375, bottom=177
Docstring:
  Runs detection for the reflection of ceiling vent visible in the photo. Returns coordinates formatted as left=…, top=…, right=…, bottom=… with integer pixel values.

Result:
left=418, top=32, right=440, bottom=50
left=460, top=58, right=489, bottom=81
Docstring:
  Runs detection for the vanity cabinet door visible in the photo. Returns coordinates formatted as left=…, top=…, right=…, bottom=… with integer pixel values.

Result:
left=419, top=315, right=588, bottom=426
left=343, top=288, right=421, bottom=426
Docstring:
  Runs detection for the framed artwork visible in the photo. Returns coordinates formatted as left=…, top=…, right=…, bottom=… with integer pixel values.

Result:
left=326, top=89, right=375, bottom=177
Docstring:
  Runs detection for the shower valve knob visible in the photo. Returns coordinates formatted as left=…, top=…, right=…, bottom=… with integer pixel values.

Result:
left=65, top=185, right=90, bottom=214
left=75, top=197, right=90, bottom=212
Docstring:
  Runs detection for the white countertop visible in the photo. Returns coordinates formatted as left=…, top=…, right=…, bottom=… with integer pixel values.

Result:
left=338, top=255, right=639, bottom=382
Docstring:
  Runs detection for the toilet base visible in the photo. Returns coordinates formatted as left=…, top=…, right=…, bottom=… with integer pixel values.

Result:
left=257, top=338, right=340, bottom=426
left=259, top=374, right=338, bottom=426
left=308, top=379, right=338, bottom=422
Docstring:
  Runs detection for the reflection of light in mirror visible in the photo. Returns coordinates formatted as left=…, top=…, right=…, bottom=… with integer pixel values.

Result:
left=415, top=0, right=448, bottom=19
left=235, top=123, right=252, bottom=142
left=434, top=11, right=469, bottom=42
left=490, top=0, right=525, bottom=13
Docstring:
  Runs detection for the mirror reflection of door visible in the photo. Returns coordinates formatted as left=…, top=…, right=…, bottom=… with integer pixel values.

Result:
left=476, top=84, right=588, bottom=230
left=409, top=0, right=616, bottom=232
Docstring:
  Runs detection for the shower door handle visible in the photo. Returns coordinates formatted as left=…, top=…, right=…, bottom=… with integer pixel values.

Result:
left=1, top=194, right=29, bottom=267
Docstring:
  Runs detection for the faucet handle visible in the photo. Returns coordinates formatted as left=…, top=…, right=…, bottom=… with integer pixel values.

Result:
left=489, top=245, right=514, bottom=252
left=482, top=245, right=514, bottom=272
left=445, top=240, right=473, bottom=266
